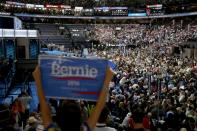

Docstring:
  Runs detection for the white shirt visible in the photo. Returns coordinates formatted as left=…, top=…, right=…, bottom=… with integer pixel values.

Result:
left=94, top=123, right=117, bottom=131
left=19, top=96, right=32, bottom=109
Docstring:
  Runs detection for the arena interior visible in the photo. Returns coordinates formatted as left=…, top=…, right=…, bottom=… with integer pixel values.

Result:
left=0, top=0, right=197, bottom=131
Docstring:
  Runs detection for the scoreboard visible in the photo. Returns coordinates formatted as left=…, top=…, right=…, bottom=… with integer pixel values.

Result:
left=146, top=4, right=164, bottom=16
left=94, top=7, right=128, bottom=16
left=111, top=7, right=128, bottom=16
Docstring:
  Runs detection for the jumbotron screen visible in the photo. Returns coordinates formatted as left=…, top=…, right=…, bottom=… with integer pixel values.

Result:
left=146, top=4, right=164, bottom=16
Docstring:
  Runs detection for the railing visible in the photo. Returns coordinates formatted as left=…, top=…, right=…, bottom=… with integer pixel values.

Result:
left=22, top=73, right=31, bottom=93
left=0, top=80, right=7, bottom=98
left=0, top=68, right=14, bottom=98
left=0, top=70, right=32, bottom=104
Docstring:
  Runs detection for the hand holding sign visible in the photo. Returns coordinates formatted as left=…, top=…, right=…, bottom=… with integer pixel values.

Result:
left=88, top=66, right=114, bottom=131
left=33, top=66, right=52, bottom=128
left=33, top=55, right=114, bottom=130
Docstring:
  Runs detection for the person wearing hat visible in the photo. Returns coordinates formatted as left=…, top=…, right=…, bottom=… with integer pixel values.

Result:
left=24, top=116, right=38, bottom=131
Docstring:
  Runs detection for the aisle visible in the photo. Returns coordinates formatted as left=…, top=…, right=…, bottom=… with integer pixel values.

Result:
left=0, top=82, right=39, bottom=113
left=0, top=84, right=21, bottom=104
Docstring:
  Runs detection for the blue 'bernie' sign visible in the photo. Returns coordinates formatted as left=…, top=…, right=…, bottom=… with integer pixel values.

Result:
left=39, top=55, right=108, bottom=101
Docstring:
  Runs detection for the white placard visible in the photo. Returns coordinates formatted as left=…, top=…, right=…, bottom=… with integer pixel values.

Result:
left=60, top=5, right=71, bottom=9
left=35, top=4, right=44, bottom=8
left=116, top=27, right=121, bottom=30
left=26, top=4, right=35, bottom=8
left=75, top=7, right=83, bottom=11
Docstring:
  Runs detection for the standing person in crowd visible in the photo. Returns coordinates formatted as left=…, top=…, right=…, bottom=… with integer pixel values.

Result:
left=130, top=108, right=144, bottom=131
left=11, top=98, right=25, bottom=129
left=128, top=106, right=150, bottom=131
left=94, top=106, right=116, bottom=131
left=18, top=92, right=32, bottom=127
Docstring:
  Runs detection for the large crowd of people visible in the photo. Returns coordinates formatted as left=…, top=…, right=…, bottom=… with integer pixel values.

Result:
left=0, top=21, right=197, bottom=131
left=96, top=47, right=197, bottom=131
left=92, top=23, right=197, bottom=47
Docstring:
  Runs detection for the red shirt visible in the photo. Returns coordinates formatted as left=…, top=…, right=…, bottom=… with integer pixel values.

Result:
left=128, top=116, right=150, bottom=130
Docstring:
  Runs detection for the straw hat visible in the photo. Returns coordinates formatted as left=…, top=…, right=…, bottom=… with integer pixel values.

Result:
left=28, top=116, right=37, bottom=124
